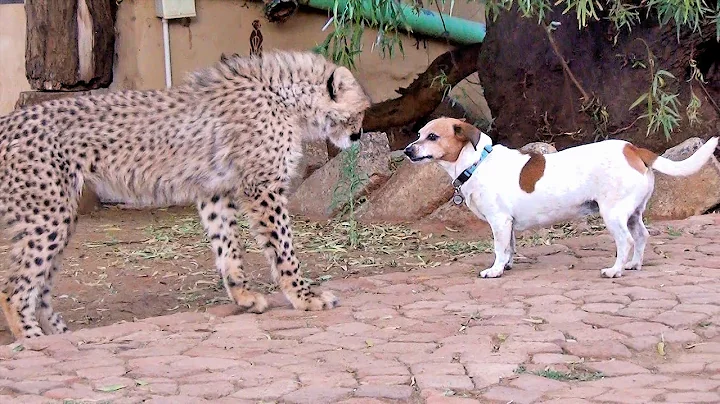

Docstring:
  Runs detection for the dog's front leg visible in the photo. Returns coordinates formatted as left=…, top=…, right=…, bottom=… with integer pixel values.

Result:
left=480, top=215, right=514, bottom=278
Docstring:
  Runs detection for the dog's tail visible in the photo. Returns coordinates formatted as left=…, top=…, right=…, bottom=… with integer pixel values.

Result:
left=645, top=136, right=719, bottom=177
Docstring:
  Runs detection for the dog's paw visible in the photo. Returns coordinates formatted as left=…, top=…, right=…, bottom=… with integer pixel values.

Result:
left=624, top=262, right=642, bottom=271
left=479, top=267, right=504, bottom=278
left=600, top=267, right=623, bottom=278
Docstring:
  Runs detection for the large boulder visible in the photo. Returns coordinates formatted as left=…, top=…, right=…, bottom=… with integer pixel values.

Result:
left=420, top=200, right=489, bottom=232
left=288, top=132, right=392, bottom=220
left=357, top=160, right=454, bottom=223
left=519, top=142, right=558, bottom=154
left=646, top=137, right=720, bottom=220
left=287, top=140, right=330, bottom=196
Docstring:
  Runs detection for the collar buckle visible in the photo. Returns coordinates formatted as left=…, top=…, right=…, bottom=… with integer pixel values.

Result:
left=450, top=143, right=493, bottom=207
left=452, top=187, right=464, bottom=205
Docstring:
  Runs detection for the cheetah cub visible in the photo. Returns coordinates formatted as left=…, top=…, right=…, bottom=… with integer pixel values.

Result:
left=0, top=51, right=371, bottom=340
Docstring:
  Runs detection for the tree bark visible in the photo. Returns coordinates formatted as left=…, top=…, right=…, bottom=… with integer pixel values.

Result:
left=362, top=42, right=484, bottom=132
left=476, top=4, right=719, bottom=152
left=25, top=0, right=117, bottom=91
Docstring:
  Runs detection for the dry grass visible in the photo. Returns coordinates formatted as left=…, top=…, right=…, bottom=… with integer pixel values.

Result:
left=58, top=209, right=608, bottom=321
left=82, top=211, right=607, bottom=271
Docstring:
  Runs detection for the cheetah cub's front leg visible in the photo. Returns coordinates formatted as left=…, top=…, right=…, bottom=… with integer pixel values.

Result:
left=244, top=188, right=339, bottom=311
left=198, top=195, right=268, bottom=313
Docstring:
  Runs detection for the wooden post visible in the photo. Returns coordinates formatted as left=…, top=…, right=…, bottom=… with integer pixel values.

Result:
left=24, top=0, right=117, bottom=91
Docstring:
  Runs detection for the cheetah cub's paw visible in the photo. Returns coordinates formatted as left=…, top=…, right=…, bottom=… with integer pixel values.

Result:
left=230, top=289, right=269, bottom=313
left=293, top=290, right=340, bottom=311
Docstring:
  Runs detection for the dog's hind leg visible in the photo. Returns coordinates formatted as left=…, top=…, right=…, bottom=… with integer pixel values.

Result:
left=505, top=226, right=516, bottom=271
left=480, top=215, right=514, bottom=278
left=599, top=204, right=635, bottom=278
left=625, top=212, right=649, bottom=271
left=625, top=189, right=652, bottom=271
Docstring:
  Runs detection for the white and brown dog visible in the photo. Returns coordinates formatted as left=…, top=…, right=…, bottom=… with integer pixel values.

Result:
left=404, top=117, right=719, bottom=279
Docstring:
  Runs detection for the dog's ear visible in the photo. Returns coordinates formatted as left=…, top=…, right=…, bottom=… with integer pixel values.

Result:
left=327, top=66, right=352, bottom=102
left=453, top=122, right=482, bottom=150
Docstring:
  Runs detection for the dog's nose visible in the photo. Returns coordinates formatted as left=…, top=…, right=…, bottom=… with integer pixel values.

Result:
left=350, top=131, right=361, bottom=142
left=404, top=146, right=413, bottom=157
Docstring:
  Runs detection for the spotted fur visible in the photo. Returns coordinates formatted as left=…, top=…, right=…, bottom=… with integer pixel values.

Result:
left=0, top=51, right=371, bottom=340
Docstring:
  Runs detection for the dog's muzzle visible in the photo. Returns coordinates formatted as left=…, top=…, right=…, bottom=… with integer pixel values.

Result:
left=403, top=146, right=415, bottom=159
left=404, top=145, right=432, bottom=162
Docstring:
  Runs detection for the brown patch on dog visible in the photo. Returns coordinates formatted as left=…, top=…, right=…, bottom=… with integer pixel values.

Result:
left=438, top=120, right=482, bottom=162
left=440, top=132, right=469, bottom=163
left=416, top=117, right=484, bottom=163
left=623, top=143, right=658, bottom=174
left=452, top=121, right=482, bottom=150
left=519, top=152, right=546, bottom=193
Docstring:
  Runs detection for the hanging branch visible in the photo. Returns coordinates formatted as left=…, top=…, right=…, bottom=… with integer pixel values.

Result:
left=362, top=42, right=484, bottom=131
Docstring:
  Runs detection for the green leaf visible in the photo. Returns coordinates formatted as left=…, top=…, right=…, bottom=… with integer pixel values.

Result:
left=97, top=384, right=126, bottom=392
left=629, top=93, right=649, bottom=110
left=657, top=341, right=666, bottom=356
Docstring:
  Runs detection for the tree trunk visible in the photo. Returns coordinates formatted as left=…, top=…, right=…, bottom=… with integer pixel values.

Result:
left=360, top=5, right=719, bottom=153
left=25, top=0, right=118, bottom=91
left=476, top=5, right=720, bottom=153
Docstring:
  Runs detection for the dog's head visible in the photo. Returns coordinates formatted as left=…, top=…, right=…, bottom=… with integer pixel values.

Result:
left=404, top=117, right=482, bottom=163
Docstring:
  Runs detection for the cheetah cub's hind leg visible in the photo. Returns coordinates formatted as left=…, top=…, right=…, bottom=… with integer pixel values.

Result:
left=0, top=190, right=75, bottom=339
left=243, top=188, right=339, bottom=311
left=37, top=253, right=71, bottom=335
left=197, top=195, right=268, bottom=313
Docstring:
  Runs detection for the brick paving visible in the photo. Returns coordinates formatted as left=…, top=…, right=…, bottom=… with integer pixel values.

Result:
left=1, top=214, right=720, bottom=404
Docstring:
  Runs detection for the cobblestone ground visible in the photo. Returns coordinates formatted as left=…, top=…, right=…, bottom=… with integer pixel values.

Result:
left=1, top=214, right=720, bottom=404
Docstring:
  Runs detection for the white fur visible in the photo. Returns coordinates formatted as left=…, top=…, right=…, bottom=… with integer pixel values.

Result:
left=407, top=118, right=719, bottom=279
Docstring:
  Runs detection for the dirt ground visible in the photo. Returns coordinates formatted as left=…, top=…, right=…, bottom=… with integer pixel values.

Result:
left=0, top=205, right=608, bottom=345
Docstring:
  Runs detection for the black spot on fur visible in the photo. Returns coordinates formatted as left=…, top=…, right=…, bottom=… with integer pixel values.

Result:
left=327, top=70, right=337, bottom=101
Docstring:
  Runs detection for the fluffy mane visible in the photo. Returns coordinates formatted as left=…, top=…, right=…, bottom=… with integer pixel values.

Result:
left=184, top=51, right=336, bottom=92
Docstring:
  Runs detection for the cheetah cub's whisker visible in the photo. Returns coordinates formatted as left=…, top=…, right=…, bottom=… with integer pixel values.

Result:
left=0, top=51, right=371, bottom=340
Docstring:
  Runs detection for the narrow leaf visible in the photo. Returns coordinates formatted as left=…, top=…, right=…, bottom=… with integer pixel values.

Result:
left=629, top=93, right=649, bottom=110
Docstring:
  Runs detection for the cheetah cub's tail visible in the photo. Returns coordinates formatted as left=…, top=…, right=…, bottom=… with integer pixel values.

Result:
left=646, top=136, right=719, bottom=177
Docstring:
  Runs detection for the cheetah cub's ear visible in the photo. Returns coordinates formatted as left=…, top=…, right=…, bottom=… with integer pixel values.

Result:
left=327, top=66, right=353, bottom=102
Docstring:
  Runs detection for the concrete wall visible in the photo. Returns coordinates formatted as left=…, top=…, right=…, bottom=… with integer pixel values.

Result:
left=113, top=0, right=486, bottom=104
left=1, top=0, right=489, bottom=118
left=0, top=3, right=31, bottom=114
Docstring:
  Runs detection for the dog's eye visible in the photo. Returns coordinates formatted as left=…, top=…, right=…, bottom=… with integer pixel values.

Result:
left=427, top=133, right=439, bottom=141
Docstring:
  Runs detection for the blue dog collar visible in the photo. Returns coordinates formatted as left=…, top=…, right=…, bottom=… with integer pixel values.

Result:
left=451, top=144, right=493, bottom=205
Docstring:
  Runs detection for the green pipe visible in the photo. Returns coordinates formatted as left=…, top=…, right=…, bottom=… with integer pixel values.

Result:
left=299, top=0, right=486, bottom=44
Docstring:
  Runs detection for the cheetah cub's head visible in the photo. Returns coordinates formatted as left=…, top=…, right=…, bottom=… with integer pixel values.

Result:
left=318, top=65, right=372, bottom=150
